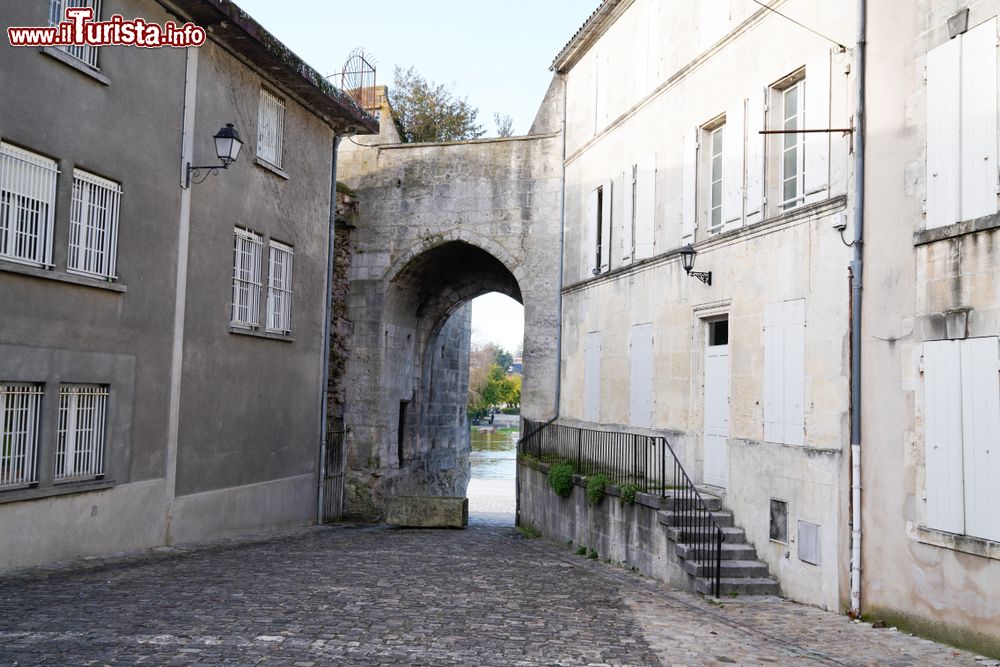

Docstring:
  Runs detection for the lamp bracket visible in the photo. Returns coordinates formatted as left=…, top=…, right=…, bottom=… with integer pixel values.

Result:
left=688, top=270, right=712, bottom=286
left=186, top=162, right=229, bottom=188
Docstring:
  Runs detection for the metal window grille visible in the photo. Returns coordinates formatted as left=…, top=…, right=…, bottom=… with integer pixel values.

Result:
left=0, top=383, right=43, bottom=489
left=0, top=143, right=58, bottom=267
left=708, top=124, right=724, bottom=233
left=49, top=0, right=101, bottom=69
left=55, top=385, right=108, bottom=481
left=232, top=227, right=263, bottom=328
left=257, top=89, right=285, bottom=168
left=780, top=80, right=806, bottom=210
left=266, top=241, right=294, bottom=333
left=68, top=170, right=121, bottom=279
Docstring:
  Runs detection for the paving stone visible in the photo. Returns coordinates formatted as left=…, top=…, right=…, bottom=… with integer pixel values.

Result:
left=0, top=524, right=991, bottom=666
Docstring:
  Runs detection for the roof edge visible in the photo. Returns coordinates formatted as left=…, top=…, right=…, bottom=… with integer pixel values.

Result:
left=551, top=0, right=631, bottom=73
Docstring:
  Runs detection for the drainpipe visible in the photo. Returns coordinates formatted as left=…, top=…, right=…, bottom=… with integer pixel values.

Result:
left=317, top=134, right=343, bottom=524
left=849, top=0, right=867, bottom=617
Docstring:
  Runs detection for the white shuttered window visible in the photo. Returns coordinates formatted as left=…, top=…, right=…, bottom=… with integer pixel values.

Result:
left=0, top=143, right=58, bottom=267
left=232, top=228, right=263, bottom=328
left=49, top=0, right=101, bottom=69
left=257, top=89, right=285, bottom=168
left=56, top=385, right=108, bottom=481
left=926, top=18, right=999, bottom=229
left=763, top=299, right=805, bottom=446
left=0, top=383, right=43, bottom=488
left=923, top=337, right=1000, bottom=542
left=69, top=170, right=121, bottom=279
left=266, top=241, right=294, bottom=333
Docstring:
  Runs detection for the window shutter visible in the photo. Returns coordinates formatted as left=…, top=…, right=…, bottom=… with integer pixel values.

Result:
left=804, top=50, right=831, bottom=202
left=745, top=90, right=766, bottom=222
left=681, top=130, right=698, bottom=244
left=960, top=337, right=1000, bottom=542
left=584, top=332, right=602, bottom=423
left=635, top=154, right=656, bottom=259
left=723, top=102, right=745, bottom=228
left=621, top=168, right=634, bottom=266
left=585, top=188, right=599, bottom=278
left=926, top=38, right=962, bottom=229
left=630, top=323, right=654, bottom=428
left=923, top=340, right=966, bottom=534
left=763, top=302, right=784, bottom=443
left=600, top=178, right=613, bottom=273
left=960, top=18, right=999, bottom=222
left=782, top=299, right=806, bottom=446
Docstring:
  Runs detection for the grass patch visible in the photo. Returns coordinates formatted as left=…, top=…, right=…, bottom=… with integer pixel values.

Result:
left=517, top=524, right=541, bottom=539
left=619, top=482, right=641, bottom=506
left=587, top=548, right=599, bottom=560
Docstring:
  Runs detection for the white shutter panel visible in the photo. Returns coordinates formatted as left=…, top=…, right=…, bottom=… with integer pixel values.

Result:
left=960, top=337, right=1000, bottom=541
left=630, top=323, right=654, bottom=428
left=960, top=18, right=999, bottom=222
left=621, top=167, right=634, bottom=266
left=804, top=50, right=831, bottom=202
left=723, top=102, right=745, bottom=228
left=763, top=302, right=784, bottom=443
left=600, top=178, right=613, bottom=273
left=635, top=154, right=656, bottom=259
left=926, top=38, right=962, bottom=229
left=923, top=340, right=966, bottom=534
left=745, top=90, right=766, bottom=222
left=681, top=130, right=698, bottom=244
left=585, top=188, right=599, bottom=278
left=782, top=299, right=806, bottom=446
left=584, top=332, right=602, bottom=423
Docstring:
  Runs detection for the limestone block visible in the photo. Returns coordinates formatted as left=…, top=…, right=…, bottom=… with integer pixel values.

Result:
left=386, top=496, right=469, bottom=528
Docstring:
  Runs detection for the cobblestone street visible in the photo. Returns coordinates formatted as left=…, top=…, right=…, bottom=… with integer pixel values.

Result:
left=0, top=525, right=994, bottom=666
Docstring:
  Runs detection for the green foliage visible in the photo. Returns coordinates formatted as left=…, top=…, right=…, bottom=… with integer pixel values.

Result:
left=493, top=347, right=514, bottom=372
left=575, top=546, right=587, bottom=556
left=390, top=66, right=485, bottom=143
left=517, top=524, right=541, bottom=539
left=586, top=474, right=611, bottom=505
left=467, top=343, right=521, bottom=418
left=619, top=483, right=641, bottom=507
left=587, top=548, right=598, bottom=560
left=547, top=460, right=575, bottom=498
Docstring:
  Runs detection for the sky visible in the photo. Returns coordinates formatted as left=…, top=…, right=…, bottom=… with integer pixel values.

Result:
left=470, top=293, right=524, bottom=354
left=234, top=0, right=597, bottom=136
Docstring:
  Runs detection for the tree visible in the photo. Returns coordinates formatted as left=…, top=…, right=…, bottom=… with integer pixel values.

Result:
left=494, top=113, right=514, bottom=138
left=493, top=346, right=514, bottom=373
left=390, top=66, right=485, bottom=143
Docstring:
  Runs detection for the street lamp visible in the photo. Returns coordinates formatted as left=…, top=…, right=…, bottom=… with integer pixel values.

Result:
left=186, top=123, right=244, bottom=187
left=679, top=244, right=712, bottom=286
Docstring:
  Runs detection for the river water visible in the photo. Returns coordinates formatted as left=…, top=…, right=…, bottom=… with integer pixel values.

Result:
left=467, top=425, right=517, bottom=525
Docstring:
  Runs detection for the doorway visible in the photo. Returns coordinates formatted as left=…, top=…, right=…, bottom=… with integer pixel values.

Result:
left=704, top=317, right=730, bottom=488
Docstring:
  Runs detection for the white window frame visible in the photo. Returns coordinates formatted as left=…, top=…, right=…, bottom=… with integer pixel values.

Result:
left=257, top=89, right=285, bottom=169
left=266, top=240, right=294, bottom=334
left=0, top=142, right=58, bottom=268
left=69, top=169, right=121, bottom=280
left=1, top=383, right=43, bottom=489
left=232, top=227, right=263, bottom=329
left=778, top=79, right=806, bottom=211
left=56, top=384, right=108, bottom=481
left=49, top=0, right=101, bottom=69
left=707, top=123, right=725, bottom=234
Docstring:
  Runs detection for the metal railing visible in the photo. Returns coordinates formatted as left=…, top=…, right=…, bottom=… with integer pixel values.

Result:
left=321, top=417, right=347, bottom=522
left=519, top=419, right=724, bottom=597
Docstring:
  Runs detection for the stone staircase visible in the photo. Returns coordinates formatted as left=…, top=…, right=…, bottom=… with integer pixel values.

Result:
left=656, top=492, right=780, bottom=596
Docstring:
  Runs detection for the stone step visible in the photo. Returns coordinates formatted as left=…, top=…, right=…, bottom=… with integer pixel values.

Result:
left=683, top=559, right=771, bottom=579
left=675, top=541, right=758, bottom=561
left=661, top=494, right=723, bottom=512
left=666, top=524, right=745, bottom=544
left=694, top=576, right=780, bottom=597
left=657, top=509, right=734, bottom=528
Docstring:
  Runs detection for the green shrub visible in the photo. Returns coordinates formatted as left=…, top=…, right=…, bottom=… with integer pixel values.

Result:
left=547, top=460, right=575, bottom=498
left=587, top=548, right=598, bottom=560
left=575, top=546, right=587, bottom=556
left=619, top=482, right=640, bottom=506
left=517, top=524, right=541, bottom=539
left=586, top=474, right=611, bottom=505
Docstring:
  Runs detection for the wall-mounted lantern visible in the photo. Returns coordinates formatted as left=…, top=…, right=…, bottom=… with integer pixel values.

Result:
left=679, top=244, right=712, bottom=286
left=186, top=123, right=244, bottom=187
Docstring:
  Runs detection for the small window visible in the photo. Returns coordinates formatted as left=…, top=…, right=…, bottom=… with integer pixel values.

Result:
left=0, top=383, right=44, bottom=489
left=257, top=89, right=285, bottom=169
left=708, top=124, right=724, bottom=234
left=769, top=498, right=788, bottom=543
left=0, top=142, right=58, bottom=268
left=266, top=240, right=294, bottom=334
left=56, top=385, right=108, bottom=481
left=68, top=170, right=121, bottom=279
left=232, top=227, right=263, bottom=328
left=779, top=80, right=806, bottom=210
left=49, top=0, right=101, bottom=69
left=594, top=186, right=604, bottom=270
left=708, top=318, right=729, bottom=347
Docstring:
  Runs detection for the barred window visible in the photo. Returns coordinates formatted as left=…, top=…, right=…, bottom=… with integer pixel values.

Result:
left=232, top=227, right=263, bottom=328
left=266, top=241, right=294, bottom=333
left=257, top=89, right=285, bottom=168
left=0, top=142, right=58, bottom=267
left=56, top=385, right=108, bottom=481
left=69, top=170, right=121, bottom=279
left=49, top=0, right=101, bottom=69
left=1, top=384, right=43, bottom=489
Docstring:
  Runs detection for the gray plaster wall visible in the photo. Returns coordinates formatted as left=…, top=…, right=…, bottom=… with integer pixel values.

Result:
left=337, top=83, right=565, bottom=519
